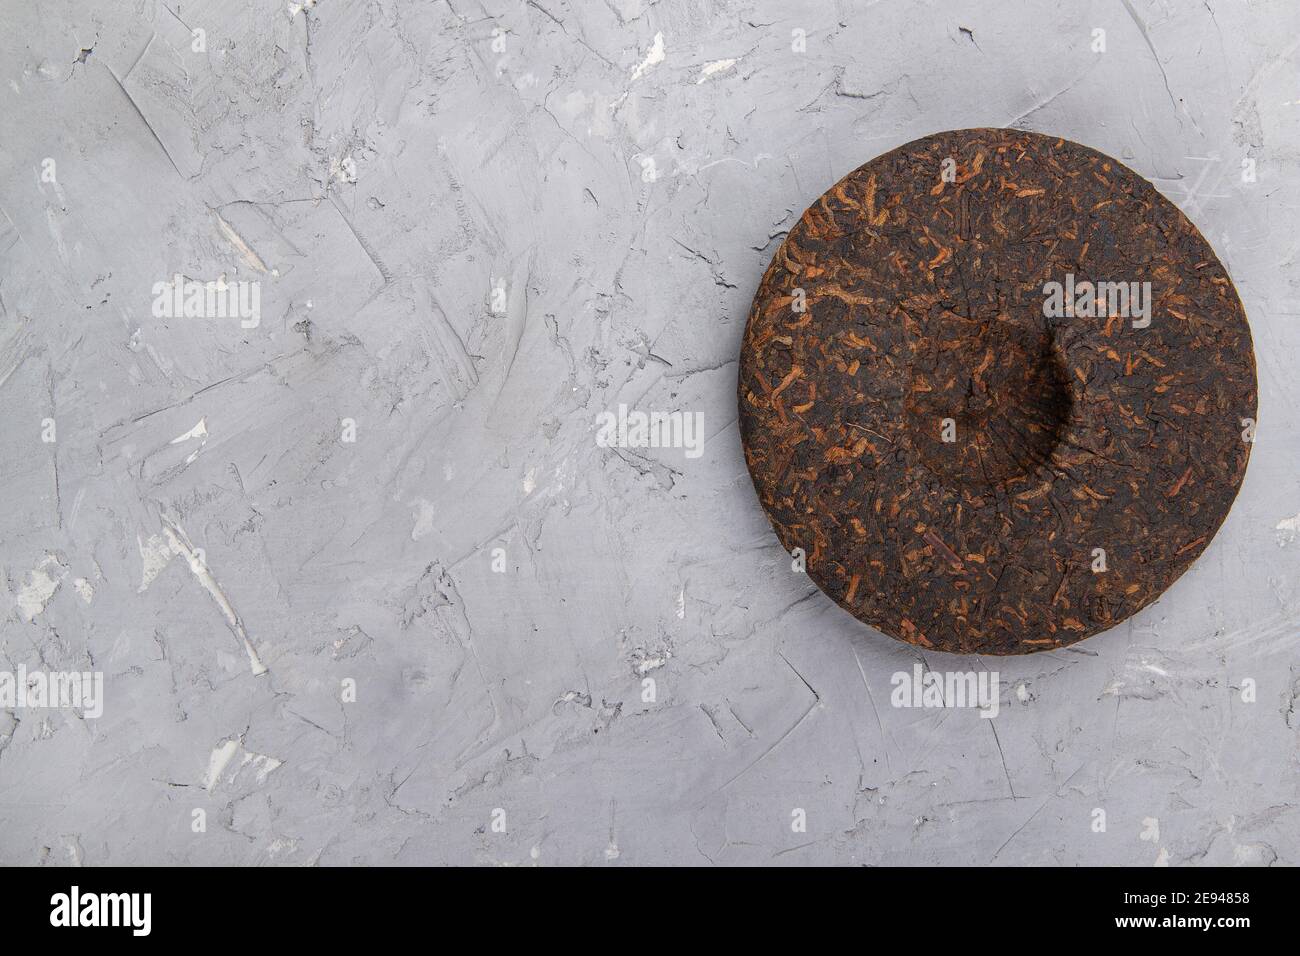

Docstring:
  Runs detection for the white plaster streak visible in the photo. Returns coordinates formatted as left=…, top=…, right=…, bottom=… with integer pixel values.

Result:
left=161, top=520, right=269, bottom=676
left=38, top=168, right=68, bottom=209
left=45, top=207, right=68, bottom=263
left=14, top=554, right=66, bottom=621
left=214, top=213, right=269, bottom=273
left=696, top=58, right=736, bottom=83
left=630, top=32, right=665, bottom=81
left=241, top=750, right=283, bottom=784
left=67, top=487, right=86, bottom=532
left=137, top=533, right=176, bottom=591
left=637, top=655, right=667, bottom=674
left=1274, top=511, right=1300, bottom=546
left=204, top=739, right=240, bottom=790
left=696, top=152, right=772, bottom=173
left=204, top=739, right=283, bottom=790
left=411, top=498, right=437, bottom=541
left=169, top=417, right=208, bottom=444
left=329, top=154, right=358, bottom=184
left=169, top=417, right=208, bottom=465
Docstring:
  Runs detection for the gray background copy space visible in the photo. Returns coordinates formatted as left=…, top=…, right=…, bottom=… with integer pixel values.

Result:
left=0, top=0, right=1297, bottom=865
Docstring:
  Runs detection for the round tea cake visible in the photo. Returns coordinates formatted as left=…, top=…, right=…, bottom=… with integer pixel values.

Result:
left=738, top=128, right=1256, bottom=655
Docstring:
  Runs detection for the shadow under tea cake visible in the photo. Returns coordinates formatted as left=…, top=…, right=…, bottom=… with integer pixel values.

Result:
left=738, top=128, right=1257, bottom=655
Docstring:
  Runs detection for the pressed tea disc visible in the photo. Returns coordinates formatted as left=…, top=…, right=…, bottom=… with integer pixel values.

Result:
left=738, top=128, right=1256, bottom=655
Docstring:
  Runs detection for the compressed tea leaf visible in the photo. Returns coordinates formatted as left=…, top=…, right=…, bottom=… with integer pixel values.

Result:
left=738, top=128, right=1256, bottom=655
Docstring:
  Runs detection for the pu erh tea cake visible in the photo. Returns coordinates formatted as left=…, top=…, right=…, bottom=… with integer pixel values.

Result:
left=738, top=128, right=1257, bottom=655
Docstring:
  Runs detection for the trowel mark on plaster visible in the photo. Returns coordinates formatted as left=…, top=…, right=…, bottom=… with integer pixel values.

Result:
left=0, top=316, right=33, bottom=392
left=496, top=251, right=536, bottom=398
left=330, top=196, right=391, bottom=283
left=1232, top=30, right=1300, bottom=116
left=1118, top=0, right=1201, bottom=135
left=419, top=283, right=479, bottom=401
left=137, top=520, right=268, bottom=675
left=404, top=564, right=511, bottom=769
left=102, top=63, right=188, bottom=182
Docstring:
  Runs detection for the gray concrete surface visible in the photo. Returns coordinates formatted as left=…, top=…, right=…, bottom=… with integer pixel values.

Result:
left=0, top=0, right=1297, bottom=866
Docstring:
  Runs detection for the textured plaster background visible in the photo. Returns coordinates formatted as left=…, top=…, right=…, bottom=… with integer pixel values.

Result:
left=0, top=0, right=1297, bottom=866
